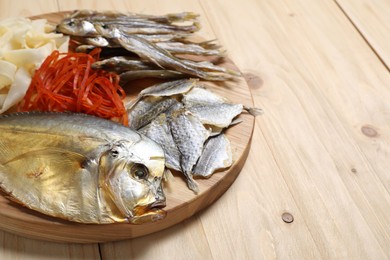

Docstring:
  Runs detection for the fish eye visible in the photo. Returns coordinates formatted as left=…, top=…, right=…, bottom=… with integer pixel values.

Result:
left=131, top=164, right=149, bottom=180
left=101, top=24, right=109, bottom=29
left=67, top=20, right=75, bottom=27
left=111, top=149, right=119, bottom=158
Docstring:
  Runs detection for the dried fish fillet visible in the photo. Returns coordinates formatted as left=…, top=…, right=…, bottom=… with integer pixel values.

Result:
left=140, top=113, right=181, bottom=172
left=168, top=109, right=211, bottom=193
left=187, top=103, right=243, bottom=128
left=182, top=87, right=228, bottom=106
left=128, top=96, right=179, bottom=130
left=193, top=134, right=232, bottom=178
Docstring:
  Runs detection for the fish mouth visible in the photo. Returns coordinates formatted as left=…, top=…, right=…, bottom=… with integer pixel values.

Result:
left=130, top=200, right=167, bottom=224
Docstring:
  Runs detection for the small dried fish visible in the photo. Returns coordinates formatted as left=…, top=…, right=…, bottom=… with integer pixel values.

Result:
left=155, top=42, right=224, bottom=56
left=193, top=134, right=232, bottom=178
left=120, top=70, right=185, bottom=84
left=116, top=35, right=235, bottom=81
left=126, top=79, right=197, bottom=110
left=168, top=109, right=211, bottom=193
left=92, top=56, right=152, bottom=72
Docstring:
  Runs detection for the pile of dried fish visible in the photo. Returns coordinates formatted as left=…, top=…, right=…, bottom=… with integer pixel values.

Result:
left=127, top=79, right=261, bottom=193
left=56, top=10, right=240, bottom=83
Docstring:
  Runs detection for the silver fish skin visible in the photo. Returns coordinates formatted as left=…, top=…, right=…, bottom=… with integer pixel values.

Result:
left=187, top=103, right=243, bottom=128
left=139, top=78, right=197, bottom=98
left=168, top=109, right=211, bottom=193
left=155, top=42, right=224, bottom=56
left=140, top=113, right=181, bottom=172
left=128, top=97, right=179, bottom=130
left=0, top=112, right=166, bottom=224
left=56, top=19, right=99, bottom=37
left=193, top=134, right=232, bottom=178
left=116, top=34, right=233, bottom=81
left=182, top=87, right=228, bottom=106
left=70, top=10, right=199, bottom=25
left=126, top=79, right=196, bottom=110
left=92, top=56, right=153, bottom=72
left=120, top=70, right=185, bottom=84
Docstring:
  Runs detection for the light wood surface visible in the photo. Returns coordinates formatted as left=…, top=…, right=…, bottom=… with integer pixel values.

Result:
left=0, top=0, right=389, bottom=259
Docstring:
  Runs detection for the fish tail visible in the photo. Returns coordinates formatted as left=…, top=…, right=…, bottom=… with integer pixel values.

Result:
left=244, top=106, right=263, bottom=117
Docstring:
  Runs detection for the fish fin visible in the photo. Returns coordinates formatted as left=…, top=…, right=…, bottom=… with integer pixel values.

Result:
left=184, top=172, right=199, bottom=194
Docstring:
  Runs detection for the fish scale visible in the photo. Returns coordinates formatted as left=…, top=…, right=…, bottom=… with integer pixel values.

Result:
left=168, top=109, right=210, bottom=192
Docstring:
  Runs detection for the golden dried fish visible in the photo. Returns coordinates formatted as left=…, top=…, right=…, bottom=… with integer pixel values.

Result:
left=168, top=109, right=211, bottom=193
left=193, top=134, right=232, bottom=178
left=0, top=112, right=166, bottom=224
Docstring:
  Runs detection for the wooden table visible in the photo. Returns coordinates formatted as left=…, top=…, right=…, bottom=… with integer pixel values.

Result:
left=1, top=0, right=389, bottom=259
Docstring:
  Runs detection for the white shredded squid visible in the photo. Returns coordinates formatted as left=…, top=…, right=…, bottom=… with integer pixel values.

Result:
left=0, top=17, right=69, bottom=113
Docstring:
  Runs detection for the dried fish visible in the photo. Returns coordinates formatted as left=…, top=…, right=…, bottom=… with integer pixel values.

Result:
left=140, top=113, right=181, bottom=172
left=0, top=112, right=166, bottom=224
left=128, top=96, right=179, bottom=130
left=193, top=134, right=232, bottom=178
left=187, top=103, right=243, bottom=128
left=168, top=109, right=211, bottom=193
left=116, top=35, right=233, bottom=81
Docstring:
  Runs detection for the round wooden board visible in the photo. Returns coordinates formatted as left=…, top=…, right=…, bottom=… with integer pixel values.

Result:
left=0, top=12, right=255, bottom=243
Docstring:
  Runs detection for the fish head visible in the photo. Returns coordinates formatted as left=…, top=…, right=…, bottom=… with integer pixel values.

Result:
left=56, top=18, right=98, bottom=37
left=99, top=136, right=166, bottom=224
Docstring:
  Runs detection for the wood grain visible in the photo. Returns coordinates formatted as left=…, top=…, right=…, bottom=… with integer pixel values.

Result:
left=335, top=0, right=390, bottom=69
left=0, top=11, right=254, bottom=243
left=1, top=0, right=390, bottom=259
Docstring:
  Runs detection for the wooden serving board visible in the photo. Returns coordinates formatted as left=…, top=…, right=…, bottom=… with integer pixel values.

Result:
left=0, top=12, right=255, bottom=243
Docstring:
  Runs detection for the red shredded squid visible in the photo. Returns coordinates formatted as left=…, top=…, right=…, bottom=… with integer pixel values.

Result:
left=20, top=48, right=128, bottom=126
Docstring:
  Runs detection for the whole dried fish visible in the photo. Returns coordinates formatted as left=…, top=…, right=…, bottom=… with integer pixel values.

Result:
left=126, top=79, right=197, bottom=110
left=0, top=112, right=166, bottom=224
left=116, top=34, right=232, bottom=81
left=168, top=109, right=211, bottom=193
left=120, top=70, right=185, bottom=84
left=193, top=134, right=232, bottom=178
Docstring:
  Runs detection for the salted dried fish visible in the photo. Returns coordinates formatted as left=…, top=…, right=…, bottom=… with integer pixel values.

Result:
left=140, top=113, right=181, bottom=172
left=116, top=34, right=234, bottom=81
left=187, top=103, right=243, bottom=128
left=155, top=41, right=224, bottom=56
left=168, top=109, right=211, bottom=193
left=0, top=112, right=166, bottom=224
left=120, top=70, right=185, bottom=84
left=56, top=19, right=99, bottom=37
left=92, top=56, right=153, bottom=72
left=182, top=87, right=228, bottom=106
left=128, top=96, right=179, bottom=130
left=70, top=10, right=199, bottom=25
left=126, top=79, right=197, bottom=110
left=193, top=134, right=232, bottom=178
